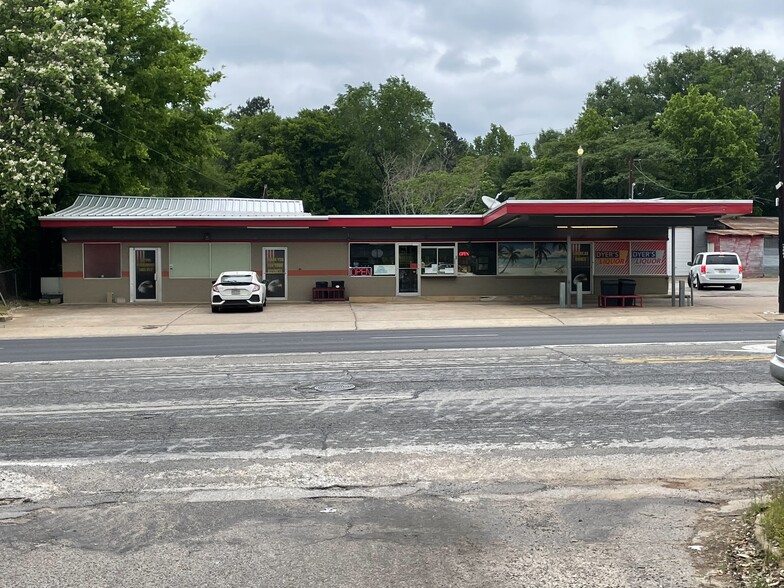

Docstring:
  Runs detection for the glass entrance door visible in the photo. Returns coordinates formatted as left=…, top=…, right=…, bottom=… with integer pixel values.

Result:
left=571, top=242, right=592, bottom=294
left=396, top=244, right=419, bottom=295
left=130, top=247, right=160, bottom=302
left=263, top=247, right=287, bottom=300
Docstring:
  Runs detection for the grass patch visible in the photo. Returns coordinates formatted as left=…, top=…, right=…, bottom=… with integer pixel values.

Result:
left=758, top=482, right=784, bottom=558
left=728, top=481, right=784, bottom=586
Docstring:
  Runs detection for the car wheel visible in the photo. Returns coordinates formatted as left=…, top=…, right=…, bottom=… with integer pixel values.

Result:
left=735, top=284, right=742, bottom=290
left=695, top=276, right=704, bottom=290
left=211, top=306, right=219, bottom=313
left=258, top=305, right=264, bottom=312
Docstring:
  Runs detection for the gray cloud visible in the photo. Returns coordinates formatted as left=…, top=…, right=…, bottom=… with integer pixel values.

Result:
left=169, top=0, right=784, bottom=143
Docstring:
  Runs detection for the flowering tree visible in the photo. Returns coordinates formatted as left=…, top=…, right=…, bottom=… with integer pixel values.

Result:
left=0, top=0, right=120, bottom=262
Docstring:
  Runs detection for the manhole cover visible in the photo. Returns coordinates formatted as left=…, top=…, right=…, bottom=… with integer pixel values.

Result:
left=314, top=383, right=356, bottom=393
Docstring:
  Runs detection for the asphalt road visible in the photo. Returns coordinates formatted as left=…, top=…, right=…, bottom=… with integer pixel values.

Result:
left=1, top=321, right=783, bottom=363
left=1, top=339, right=782, bottom=587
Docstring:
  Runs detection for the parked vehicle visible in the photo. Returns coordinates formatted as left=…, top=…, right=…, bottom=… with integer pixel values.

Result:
left=687, top=252, right=743, bottom=290
left=211, top=271, right=267, bottom=312
left=770, top=329, right=784, bottom=385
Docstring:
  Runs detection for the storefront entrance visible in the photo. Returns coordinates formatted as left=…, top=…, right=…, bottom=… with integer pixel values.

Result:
left=263, top=247, right=287, bottom=300
left=396, top=244, right=420, bottom=295
left=571, top=242, right=592, bottom=294
left=130, top=247, right=160, bottom=302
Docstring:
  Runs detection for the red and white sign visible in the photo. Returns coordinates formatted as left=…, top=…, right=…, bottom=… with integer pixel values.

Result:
left=594, top=242, right=629, bottom=275
left=630, top=241, right=667, bottom=275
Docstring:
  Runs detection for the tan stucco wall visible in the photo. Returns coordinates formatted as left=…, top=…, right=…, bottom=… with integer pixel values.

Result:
left=60, top=241, right=671, bottom=304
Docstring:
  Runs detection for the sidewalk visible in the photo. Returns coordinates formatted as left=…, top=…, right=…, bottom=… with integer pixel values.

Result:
left=1, top=279, right=781, bottom=340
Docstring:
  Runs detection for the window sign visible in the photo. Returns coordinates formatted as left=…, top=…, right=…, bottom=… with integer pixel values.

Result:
left=594, top=242, right=630, bottom=275
left=373, top=264, right=395, bottom=276
left=498, top=242, right=534, bottom=274
left=497, top=242, right=568, bottom=275
left=631, top=241, right=667, bottom=275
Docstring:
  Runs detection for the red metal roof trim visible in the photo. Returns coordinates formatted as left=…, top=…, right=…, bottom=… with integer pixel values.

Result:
left=482, top=199, right=753, bottom=224
left=40, top=199, right=754, bottom=229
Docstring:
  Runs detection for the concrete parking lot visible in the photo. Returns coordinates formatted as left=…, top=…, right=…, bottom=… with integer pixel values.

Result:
left=0, top=278, right=781, bottom=339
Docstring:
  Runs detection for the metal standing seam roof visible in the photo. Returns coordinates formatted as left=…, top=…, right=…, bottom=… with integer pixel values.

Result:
left=41, top=194, right=310, bottom=219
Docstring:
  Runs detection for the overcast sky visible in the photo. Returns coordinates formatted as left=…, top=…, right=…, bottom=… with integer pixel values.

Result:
left=168, top=0, right=784, bottom=145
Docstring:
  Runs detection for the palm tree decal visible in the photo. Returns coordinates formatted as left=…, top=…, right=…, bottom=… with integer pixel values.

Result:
left=534, top=243, right=551, bottom=268
left=499, top=243, right=523, bottom=274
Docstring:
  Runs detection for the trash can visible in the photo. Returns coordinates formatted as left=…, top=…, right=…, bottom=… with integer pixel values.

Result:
left=600, top=280, right=619, bottom=306
left=618, top=279, right=637, bottom=306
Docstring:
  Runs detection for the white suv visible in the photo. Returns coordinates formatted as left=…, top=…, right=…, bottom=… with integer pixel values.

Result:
left=687, top=252, right=743, bottom=290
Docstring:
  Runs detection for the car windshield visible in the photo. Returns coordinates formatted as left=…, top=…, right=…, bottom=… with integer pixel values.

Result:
left=705, top=255, right=738, bottom=265
left=221, top=275, right=253, bottom=285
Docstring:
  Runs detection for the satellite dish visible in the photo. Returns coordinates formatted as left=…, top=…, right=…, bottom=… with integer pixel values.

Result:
left=481, top=195, right=501, bottom=210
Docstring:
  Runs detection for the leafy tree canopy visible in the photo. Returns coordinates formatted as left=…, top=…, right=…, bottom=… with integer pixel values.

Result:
left=0, top=0, right=121, bottom=265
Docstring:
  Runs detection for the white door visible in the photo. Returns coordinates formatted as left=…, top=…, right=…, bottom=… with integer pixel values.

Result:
left=668, top=227, right=693, bottom=276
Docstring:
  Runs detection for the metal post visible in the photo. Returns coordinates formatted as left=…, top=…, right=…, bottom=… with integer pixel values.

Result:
left=671, top=225, right=677, bottom=307
left=566, top=232, right=572, bottom=308
left=559, top=282, right=566, bottom=307
left=778, top=80, right=784, bottom=313
left=576, top=147, right=584, bottom=199
left=678, top=280, right=685, bottom=307
left=576, top=281, right=583, bottom=308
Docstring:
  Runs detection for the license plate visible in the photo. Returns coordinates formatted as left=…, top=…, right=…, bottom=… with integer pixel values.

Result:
left=716, top=269, right=727, bottom=273
left=231, top=289, right=241, bottom=295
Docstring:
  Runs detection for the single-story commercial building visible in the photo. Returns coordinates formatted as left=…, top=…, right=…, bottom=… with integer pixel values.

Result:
left=39, top=194, right=753, bottom=304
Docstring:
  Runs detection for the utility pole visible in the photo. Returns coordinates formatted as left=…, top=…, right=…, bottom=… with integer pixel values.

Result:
left=778, top=80, right=784, bottom=313
left=628, top=158, right=634, bottom=199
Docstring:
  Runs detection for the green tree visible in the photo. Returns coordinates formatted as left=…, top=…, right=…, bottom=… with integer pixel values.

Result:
left=62, top=0, right=224, bottom=201
left=429, top=122, right=469, bottom=171
left=472, top=124, right=515, bottom=155
left=334, top=76, right=435, bottom=212
left=654, top=86, right=761, bottom=198
left=586, top=47, right=784, bottom=210
left=391, top=156, right=492, bottom=214
left=281, top=108, right=374, bottom=214
left=0, top=0, right=121, bottom=266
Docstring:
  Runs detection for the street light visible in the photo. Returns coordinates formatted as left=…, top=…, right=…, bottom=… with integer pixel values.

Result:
left=576, top=146, right=584, bottom=199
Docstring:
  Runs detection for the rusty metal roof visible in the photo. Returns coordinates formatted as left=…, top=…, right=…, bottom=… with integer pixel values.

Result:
left=42, top=194, right=310, bottom=220
left=709, top=215, right=778, bottom=236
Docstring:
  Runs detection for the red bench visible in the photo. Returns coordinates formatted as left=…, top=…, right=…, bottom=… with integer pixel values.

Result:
left=312, top=287, right=346, bottom=301
left=598, top=295, right=643, bottom=308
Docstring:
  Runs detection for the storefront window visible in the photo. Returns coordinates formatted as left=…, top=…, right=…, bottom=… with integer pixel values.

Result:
left=421, top=243, right=455, bottom=275
left=349, top=243, right=395, bottom=276
left=83, top=243, right=121, bottom=278
left=457, top=243, right=497, bottom=275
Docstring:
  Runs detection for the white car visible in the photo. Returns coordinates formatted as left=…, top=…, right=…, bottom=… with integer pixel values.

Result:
left=687, top=252, right=743, bottom=290
left=771, top=329, right=784, bottom=385
left=211, top=271, right=267, bottom=313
